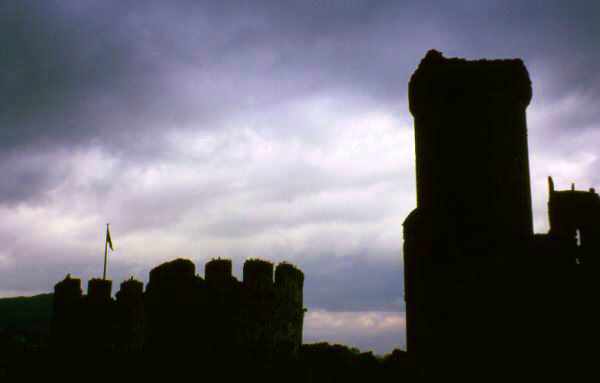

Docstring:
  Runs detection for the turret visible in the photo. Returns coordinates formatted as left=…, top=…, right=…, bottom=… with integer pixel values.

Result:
left=274, top=262, right=305, bottom=357
left=243, top=259, right=274, bottom=291
left=205, top=258, right=233, bottom=287
left=116, top=278, right=145, bottom=351
left=144, top=258, right=205, bottom=351
left=116, top=278, right=144, bottom=303
left=83, top=279, right=116, bottom=350
left=52, top=275, right=83, bottom=349
left=147, top=258, right=196, bottom=289
left=87, top=278, right=112, bottom=302
left=275, top=262, right=304, bottom=307
left=54, top=274, right=83, bottom=312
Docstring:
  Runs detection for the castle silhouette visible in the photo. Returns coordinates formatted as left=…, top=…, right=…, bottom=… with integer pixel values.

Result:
left=403, top=50, right=599, bottom=378
left=53, top=258, right=305, bottom=360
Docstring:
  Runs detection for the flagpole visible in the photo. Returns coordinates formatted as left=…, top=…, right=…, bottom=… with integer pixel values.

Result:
left=103, top=223, right=109, bottom=280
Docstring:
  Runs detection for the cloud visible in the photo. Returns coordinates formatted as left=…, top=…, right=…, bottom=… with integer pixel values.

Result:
left=304, top=310, right=406, bottom=354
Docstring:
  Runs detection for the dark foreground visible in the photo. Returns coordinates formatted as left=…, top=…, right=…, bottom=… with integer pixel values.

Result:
left=0, top=342, right=416, bottom=382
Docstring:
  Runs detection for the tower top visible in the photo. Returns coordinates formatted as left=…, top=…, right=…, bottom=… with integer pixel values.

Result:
left=409, top=50, right=532, bottom=116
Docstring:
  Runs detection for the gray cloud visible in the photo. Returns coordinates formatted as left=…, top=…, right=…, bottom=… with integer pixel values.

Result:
left=304, top=310, right=406, bottom=354
left=303, top=254, right=403, bottom=312
left=3, top=1, right=598, bottom=155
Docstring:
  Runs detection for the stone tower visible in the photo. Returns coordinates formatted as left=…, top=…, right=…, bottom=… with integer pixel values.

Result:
left=403, top=50, right=535, bottom=376
left=408, top=49, right=533, bottom=246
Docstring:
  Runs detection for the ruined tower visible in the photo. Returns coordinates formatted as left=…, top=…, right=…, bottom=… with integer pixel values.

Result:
left=548, top=177, right=600, bottom=263
left=403, top=50, right=535, bottom=376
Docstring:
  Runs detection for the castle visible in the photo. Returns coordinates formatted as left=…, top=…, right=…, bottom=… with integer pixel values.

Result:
left=52, top=258, right=305, bottom=359
left=403, top=50, right=599, bottom=377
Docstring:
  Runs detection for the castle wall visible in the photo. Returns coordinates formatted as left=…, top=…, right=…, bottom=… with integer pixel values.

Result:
left=243, top=259, right=274, bottom=291
left=51, top=258, right=304, bottom=359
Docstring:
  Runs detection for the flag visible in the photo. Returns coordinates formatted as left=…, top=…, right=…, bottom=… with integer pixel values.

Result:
left=106, top=225, right=114, bottom=251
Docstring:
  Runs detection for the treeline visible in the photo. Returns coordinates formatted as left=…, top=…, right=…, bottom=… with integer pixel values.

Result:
left=300, top=343, right=418, bottom=381
left=0, top=294, right=418, bottom=381
left=1, top=338, right=417, bottom=381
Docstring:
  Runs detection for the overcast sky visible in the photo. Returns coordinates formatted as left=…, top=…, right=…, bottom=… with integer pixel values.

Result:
left=1, top=1, right=599, bottom=354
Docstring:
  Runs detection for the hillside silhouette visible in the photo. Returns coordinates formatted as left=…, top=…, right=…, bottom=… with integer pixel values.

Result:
left=0, top=294, right=52, bottom=331
left=0, top=294, right=52, bottom=352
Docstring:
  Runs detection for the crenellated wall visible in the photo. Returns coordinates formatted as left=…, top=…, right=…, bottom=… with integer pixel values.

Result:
left=51, top=257, right=304, bottom=359
left=205, top=258, right=233, bottom=286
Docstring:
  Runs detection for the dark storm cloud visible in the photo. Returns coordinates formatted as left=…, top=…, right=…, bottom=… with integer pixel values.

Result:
left=2, top=0, right=599, bottom=154
left=0, top=149, right=67, bottom=204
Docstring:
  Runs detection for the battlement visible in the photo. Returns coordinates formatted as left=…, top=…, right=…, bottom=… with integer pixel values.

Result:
left=116, top=278, right=144, bottom=302
left=52, top=257, right=304, bottom=356
left=275, top=261, right=303, bottom=292
left=548, top=176, right=600, bottom=201
left=243, top=258, right=274, bottom=290
left=205, top=258, right=233, bottom=286
left=87, top=278, right=112, bottom=302
left=275, top=262, right=304, bottom=313
left=148, top=258, right=196, bottom=287
left=54, top=274, right=82, bottom=303
left=275, top=262, right=304, bottom=284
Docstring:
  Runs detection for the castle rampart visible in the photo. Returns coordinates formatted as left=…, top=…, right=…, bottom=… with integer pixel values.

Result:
left=205, top=258, right=233, bottom=286
left=52, top=258, right=305, bottom=358
left=87, top=278, right=112, bottom=302
left=243, top=258, right=275, bottom=291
